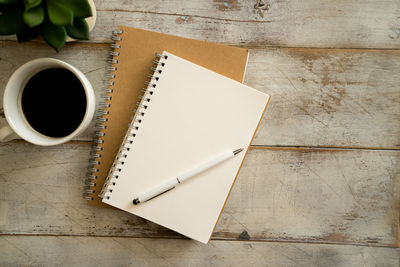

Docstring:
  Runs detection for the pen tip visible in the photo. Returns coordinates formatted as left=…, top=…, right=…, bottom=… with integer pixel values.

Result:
left=133, top=198, right=140, bottom=205
left=233, top=148, right=244, bottom=155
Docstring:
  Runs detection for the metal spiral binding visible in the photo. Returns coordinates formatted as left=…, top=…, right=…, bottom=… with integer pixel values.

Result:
left=83, top=29, right=123, bottom=201
left=99, top=52, right=169, bottom=200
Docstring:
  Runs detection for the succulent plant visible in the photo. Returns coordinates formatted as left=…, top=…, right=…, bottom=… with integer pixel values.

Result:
left=0, top=0, right=92, bottom=51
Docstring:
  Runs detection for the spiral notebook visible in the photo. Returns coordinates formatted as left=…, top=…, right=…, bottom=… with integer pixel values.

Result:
left=84, top=26, right=249, bottom=206
left=100, top=52, right=270, bottom=243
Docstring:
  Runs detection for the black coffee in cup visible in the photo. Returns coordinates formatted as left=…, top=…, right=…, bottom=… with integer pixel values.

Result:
left=21, top=68, right=87, bottom=137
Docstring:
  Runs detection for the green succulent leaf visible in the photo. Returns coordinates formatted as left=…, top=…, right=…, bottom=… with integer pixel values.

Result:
left=46, top=0, right=73, bottom=26
left=0, top=0, right=20, bottom=4
left=23, top=5, right=43, bottom=27
left=23, top=0, right=40, bottom=10
left=42, top=19, right=66, bottom=51
left=16, top=25, right=39, bottom=41
left=58, top=0, right=92, bottom=18
left=66, top=18, right=89, bottom=40
left=0, top=7, right=25, bottom=35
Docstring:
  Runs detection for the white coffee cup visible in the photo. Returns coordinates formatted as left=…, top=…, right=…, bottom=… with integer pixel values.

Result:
left=0, top=58, right=95, bottom=146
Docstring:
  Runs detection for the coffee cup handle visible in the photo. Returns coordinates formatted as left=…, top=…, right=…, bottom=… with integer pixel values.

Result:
left=0, top=124, right=19, bottom=142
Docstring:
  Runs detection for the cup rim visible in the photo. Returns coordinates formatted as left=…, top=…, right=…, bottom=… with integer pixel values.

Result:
left=4, top=58, right=95, bottom=146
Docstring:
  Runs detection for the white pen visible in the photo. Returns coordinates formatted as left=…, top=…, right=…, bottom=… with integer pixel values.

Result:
left=132, top=148, right=244, bottom=205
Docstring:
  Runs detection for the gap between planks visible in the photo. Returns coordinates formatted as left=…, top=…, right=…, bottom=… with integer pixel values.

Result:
left=7, top=140, right=399, bottom=152
left=2, top=39, right=400, bottom=51
left=0, top=233, right=397, bottom=248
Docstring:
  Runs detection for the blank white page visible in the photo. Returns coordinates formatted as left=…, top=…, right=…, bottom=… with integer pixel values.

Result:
left=102, top=51, right=270, bottom=243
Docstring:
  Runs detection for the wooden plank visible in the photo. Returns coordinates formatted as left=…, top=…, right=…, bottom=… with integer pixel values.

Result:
left=0, top=142, right=398, bottom=247
left=2, top=0, right=400, bottom=49
left=1, top=236, right=398, bottom=267
left=248, top=47, right=400, bottom=148
left=1, top=42, right=399, bottom=148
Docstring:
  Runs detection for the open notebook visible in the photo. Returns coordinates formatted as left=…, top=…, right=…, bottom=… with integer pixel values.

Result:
left=101, top=52, right=270, bottom=243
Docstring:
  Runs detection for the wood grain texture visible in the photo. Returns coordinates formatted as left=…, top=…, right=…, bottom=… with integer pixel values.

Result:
left=2, top=0, right=400, bottom=49
left=1, top=42, right=399, bottom=148
left=248, top=48, right=400, bottom=148
left=0, top=142, right=398, bottom=247
left=1, top=236, right=398, bottom=267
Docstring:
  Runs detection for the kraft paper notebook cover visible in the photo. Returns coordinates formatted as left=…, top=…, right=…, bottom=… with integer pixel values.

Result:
left=84, top=26, right=249, bottom=207
left=100, top=52, right=270, bottom=243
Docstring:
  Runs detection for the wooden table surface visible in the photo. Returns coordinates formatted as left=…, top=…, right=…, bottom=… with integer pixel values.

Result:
left=1, top=0, right=399, bottom=266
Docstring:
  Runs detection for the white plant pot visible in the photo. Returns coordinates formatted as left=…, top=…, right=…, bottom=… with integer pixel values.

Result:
left=66, top=0, right=97, bottom=42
